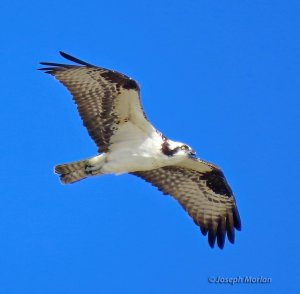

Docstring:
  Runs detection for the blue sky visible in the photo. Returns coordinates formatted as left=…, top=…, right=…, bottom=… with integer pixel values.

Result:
left=0, top=0, right=299, bottom=293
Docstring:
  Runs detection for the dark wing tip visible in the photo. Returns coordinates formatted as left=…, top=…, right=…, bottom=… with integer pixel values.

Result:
left=206, top=221, right=226, bottom=249
left=38, top=51, right=94, bottom=72
left=202, top=167, right=241, bottom=248
left=38, top=61, right=74, bottom=73
left=216, top=218, right=226, bottom=249
left=208, top=229, right=217, bottom=248
left=227, top=230, right=235, bottom=244
left=226, top=214, right=235, bottom=244
left=233, top=206, right=242, bottom=231
left=217, top=235, right=225, bottom=249
left=200, top=226, right=208, bottom=236
left=201, top=209, right=240, bottom=249
left=226, top=204, right=241, bottom=245
left=59, top=51, right=94, bottom=66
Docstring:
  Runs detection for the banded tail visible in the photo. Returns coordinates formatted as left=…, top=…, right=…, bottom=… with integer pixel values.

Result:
left=55, top=155, right=104, bottom=184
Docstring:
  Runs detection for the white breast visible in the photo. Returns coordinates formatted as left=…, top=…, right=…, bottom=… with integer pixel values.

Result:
left=102, top=122, right=165, bottom=174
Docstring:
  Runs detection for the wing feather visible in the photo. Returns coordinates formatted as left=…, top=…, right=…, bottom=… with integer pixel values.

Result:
left=39, top=52, right=153, bottom=152
left=132, top=158, right=241, bottom=249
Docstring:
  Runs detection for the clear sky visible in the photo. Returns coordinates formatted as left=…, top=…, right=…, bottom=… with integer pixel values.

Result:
left=0, top=0, right=299, bottom=293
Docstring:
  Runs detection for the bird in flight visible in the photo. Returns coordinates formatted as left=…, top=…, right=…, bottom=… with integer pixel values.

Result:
left=39, top=52, right=241, bottom=249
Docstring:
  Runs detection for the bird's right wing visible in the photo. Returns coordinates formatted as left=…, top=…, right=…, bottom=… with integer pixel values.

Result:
left=39, top=51, right=155, bottom=153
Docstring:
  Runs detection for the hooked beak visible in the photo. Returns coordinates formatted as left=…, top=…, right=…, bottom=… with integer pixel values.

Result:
left=189, top=149, right=196, bottom=158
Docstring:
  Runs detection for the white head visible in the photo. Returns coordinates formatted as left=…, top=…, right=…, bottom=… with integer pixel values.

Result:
left=161, top=139, right=196, bottom=158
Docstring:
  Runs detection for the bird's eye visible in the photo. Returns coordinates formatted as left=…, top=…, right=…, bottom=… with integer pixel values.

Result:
left=180, top=145, right=188, bottom=150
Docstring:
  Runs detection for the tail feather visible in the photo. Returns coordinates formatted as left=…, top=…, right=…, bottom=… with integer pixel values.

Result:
left=54, top=155, right=104, bottom=184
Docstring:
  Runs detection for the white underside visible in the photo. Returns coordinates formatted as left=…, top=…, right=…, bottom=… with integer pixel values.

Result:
left=88, top=122, right=185, bottom=175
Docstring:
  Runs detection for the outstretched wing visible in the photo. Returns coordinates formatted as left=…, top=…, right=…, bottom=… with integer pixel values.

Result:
left=132, top=158, right=241, bottom=249
left=39, top=51, right=154, bottom=153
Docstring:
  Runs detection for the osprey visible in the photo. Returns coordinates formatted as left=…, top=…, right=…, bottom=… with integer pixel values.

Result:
left=39, top=52, right=241, bottom=249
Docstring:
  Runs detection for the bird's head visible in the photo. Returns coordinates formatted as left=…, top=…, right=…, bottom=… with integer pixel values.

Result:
left=161, top=140, right=196, bottom=158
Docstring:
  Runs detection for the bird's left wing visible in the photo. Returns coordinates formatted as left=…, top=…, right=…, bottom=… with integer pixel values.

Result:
left=132, top=158, right=241, bottom=249
left=39, top=52, right=154, bottom=153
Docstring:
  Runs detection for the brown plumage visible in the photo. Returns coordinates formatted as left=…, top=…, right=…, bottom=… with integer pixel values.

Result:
left=132, top=161, right=241, bottom=249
